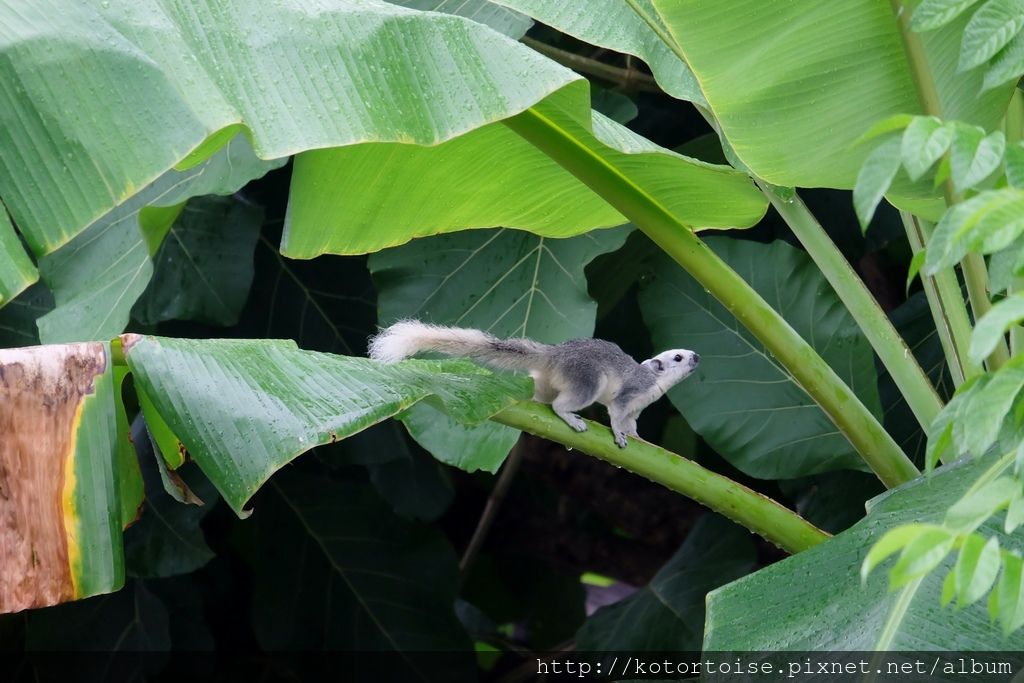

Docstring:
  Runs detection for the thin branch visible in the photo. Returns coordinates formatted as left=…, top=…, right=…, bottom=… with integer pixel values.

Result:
left=901, top=211, right=981, bottom=387
left=520, top=37, right=662, bottom=93
left=459, top=436, right=526, bottom=580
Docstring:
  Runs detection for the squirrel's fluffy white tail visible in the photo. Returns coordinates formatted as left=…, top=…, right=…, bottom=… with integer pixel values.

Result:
left=368, top=320, right=547, bottom=371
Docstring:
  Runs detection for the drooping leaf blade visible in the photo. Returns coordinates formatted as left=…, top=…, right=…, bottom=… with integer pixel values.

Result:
left=283, top=90, right=767, bottom=258
left=122, top=335, right=533, bottom=514
left=855, top=137, right=903, bottom=228
left=0, top=0, right=582, bottom=257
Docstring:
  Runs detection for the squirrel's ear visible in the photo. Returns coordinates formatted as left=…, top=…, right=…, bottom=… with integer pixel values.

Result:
left=642, top=358, right=664, bottom=373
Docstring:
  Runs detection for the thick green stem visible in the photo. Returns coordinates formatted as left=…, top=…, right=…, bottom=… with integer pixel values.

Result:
left=1007, top=89, right=1024, bottom=357
left=492, top=402, right=829, bottom=554
left=503, top=108, right=919, bottom=488
left=901, top=212, right=982, bottom=386
left=889, top=0, right=1009, bottom=371
left=760, top=182, right=941, bottom=429
left=961, top=251, right=1008, bottom=369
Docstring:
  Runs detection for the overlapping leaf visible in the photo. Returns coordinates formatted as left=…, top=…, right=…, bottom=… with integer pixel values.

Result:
left=35, top=136, right=283, bottom=344
left=856, top=115, right=1014, bottom=227
left=283, top=89, right=766, bottom=257
left=0, top=0, right=577, bottom=256
left=926, top=357, right=1024, bottom=468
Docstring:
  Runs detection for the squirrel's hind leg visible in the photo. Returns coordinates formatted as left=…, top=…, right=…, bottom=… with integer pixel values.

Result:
left=530, top=370, right=558, bottom=403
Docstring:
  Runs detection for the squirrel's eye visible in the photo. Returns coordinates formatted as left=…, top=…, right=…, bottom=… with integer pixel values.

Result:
left=673, top=354, right=682, bottom=362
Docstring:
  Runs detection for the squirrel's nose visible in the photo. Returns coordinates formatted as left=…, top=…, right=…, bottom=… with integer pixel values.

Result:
left=692, top=353, right=700, bottom=364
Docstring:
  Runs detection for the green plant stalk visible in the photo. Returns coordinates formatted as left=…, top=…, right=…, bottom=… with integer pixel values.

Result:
left=758, top=182, right=941, bottom=428
left=889, top=0, right=1009, bottom=371
left=901, top=212, right=982, bottom=386
left=631, top=0, right=940, bottom=426
left=961, top=251, right=1008, bottom=369
left=1006, top=89, right=1024, bottom=357
left=492, top=401, right=830, bottom=554
left=503, top=108, right=920, bottom=488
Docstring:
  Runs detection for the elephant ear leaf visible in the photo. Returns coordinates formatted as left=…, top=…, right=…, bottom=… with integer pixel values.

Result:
left=640, top=237, right=881, bottom=479
left=252, top=469, right=474, bottom=680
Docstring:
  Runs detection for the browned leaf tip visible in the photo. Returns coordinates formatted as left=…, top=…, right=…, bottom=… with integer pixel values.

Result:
left=0, top=343, right=108, bottom=612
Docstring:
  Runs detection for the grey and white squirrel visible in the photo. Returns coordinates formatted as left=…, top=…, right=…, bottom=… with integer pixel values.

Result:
left=368, top=320, right=699, bottom=448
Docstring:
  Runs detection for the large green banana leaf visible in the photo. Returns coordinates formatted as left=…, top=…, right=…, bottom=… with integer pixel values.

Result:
left=122, top=335, right=532, bottom=515
left=283, top=85, right=765, bottom=257
left=0, top=0, right=564, bottom=256
left=652, top=0, right=1014, bottom=188
left=0, top=0, right=766, bottom=272
left=704, top=451, right=1024, bottom=649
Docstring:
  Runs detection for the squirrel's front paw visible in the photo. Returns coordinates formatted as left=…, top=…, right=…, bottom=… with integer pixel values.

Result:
left=566, top=414, right=587, bottom=432
left=615, top=432, right=628, bottom=448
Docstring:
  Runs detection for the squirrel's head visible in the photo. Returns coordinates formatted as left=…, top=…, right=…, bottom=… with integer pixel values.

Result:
left=642, top=349, right=700, bottom=388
